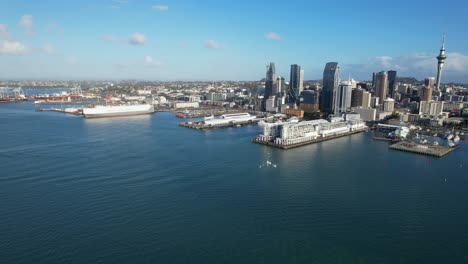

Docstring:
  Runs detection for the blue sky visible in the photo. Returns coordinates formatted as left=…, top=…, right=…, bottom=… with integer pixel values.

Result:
left=1, top=0, right=468, bottom=82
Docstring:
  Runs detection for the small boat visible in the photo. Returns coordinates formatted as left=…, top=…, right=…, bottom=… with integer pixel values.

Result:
left=454, top=135, right=460, bottom=143
left=433, top=134, right=438, bottom=137
left=433, top=141, right=439, bottom=146
left=448, top=141, right=456, bottom=148
left=446, top=134, right=454, bottom=140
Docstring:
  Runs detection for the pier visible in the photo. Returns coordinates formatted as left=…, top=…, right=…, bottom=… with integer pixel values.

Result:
left=389, top=141, right=456, bottom=157
left=35, top=108, right=82, bottom=115
left=252, top=128, right=368, bottom=149
left=179, top=119, right=260, bottom=130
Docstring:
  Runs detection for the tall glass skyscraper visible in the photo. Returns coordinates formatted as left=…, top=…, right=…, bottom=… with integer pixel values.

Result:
left=263, top=62, right=276, bottom=110
left=319, top=62, right=340, bottom=114
left=375, top=71, right=388, bottom=102
left=387, top=70, right=397, bottom=99
left=289, top=64, right=303, bottom=104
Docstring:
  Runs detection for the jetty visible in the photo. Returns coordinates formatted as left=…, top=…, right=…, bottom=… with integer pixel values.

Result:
left=179, top=119, right=259, bottom=130
left=389, top=141, right=456, bottom=157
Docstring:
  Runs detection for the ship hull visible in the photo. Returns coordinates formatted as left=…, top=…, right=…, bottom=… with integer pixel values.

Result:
left=83, top=109, right=154, bottom=118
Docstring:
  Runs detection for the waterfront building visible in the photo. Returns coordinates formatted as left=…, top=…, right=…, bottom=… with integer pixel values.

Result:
left=334, top=81, right=352, bottom=115
left=285, top=108, right=304, bottom=118
left=289, top=64, right=303, bottom=104
left=256, top=114, right=366, bottom=146
left=263, top=63, right=276, bottom=111
left=320, top=62, right=340, bottom=114
left=387, top=70, right=397, bottom=99
left=435, top=34, right=447, bottom=93
left=375, top=71, right=388, bottom=102
left=206, top=92, right=227, bottom=101
left=266, top=96, right=277, bottom=112
left=351, top=88, right=364, bottom=107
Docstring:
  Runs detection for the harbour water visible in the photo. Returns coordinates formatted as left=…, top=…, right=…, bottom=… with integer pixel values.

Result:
left=1, top=102, right=468, bottom=263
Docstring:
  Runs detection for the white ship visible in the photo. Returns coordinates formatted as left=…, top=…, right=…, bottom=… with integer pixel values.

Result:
left=82, top=104, right=154, bottom=118
left=204, top=113, right=256, bottom=126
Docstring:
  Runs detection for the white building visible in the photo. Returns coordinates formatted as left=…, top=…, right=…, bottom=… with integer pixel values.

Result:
left=171, top=102, right=200, bottom=109
left=383, top=98, right=395, bottom=112
left=257, top=114, right=366, bottom=146
left=334, top=81, right=352, bottom=115
left=352, top=107, right=377, bottom=122
left=419, top=101, right=444, bottom=116
left=266, top=96, right=277, bottom=112
left=362, top=91, right=371, bottom=108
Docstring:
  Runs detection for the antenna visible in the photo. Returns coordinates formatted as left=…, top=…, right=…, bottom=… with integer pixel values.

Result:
left=442, top=33, right=446, bottom=50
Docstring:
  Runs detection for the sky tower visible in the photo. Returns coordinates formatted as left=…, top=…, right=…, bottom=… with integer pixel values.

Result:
left=435, top=34, right=447, bottom=93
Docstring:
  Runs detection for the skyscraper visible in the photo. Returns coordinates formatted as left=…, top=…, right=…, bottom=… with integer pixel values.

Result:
left=320, top=62, right=340, bottom=114
left=351, top=87, right=364, bottom=107
left=375, top=71, right=388, bottom=102
left=274, top=76, right=285, bottom=95
left=435, top=34, right=447, bottom=93
left=289, top=64, right=303, bottom=104
left=419, top=77, right=435, bottom=101
left=334, top=81, right=352, bottom=115
left=263, top=62, right=276, bottom=110
left=387, top=70, right=397, bottom=98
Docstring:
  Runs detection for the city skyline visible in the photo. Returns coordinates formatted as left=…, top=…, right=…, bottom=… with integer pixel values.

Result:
left=1, top=0, right=468, bottom=82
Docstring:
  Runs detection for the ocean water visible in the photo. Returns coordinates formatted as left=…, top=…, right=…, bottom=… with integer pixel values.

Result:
left=1, top=102, right=467, bottom=264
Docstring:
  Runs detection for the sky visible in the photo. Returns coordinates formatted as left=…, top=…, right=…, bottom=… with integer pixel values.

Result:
left=1, top=0, right=468, bottom=82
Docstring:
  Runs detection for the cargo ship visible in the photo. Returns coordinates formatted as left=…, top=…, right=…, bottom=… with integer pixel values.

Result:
left=82, top=104, right=154, bottom=118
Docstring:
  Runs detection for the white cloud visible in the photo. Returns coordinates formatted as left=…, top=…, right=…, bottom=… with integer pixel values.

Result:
left=129, top=33, right=146, bottom=45
left=0, top=40, right=30, bottom=55
left=265, top=32, right=281, bottom=41
left=205, top=40, right=223, bottom=50
left=0, top=24, right=11, bottom=40
left=19, top=15, right=35, bottom=36
left=144, top=55, right=162, bottom=67
left=152, top=5, right=169, bottom=11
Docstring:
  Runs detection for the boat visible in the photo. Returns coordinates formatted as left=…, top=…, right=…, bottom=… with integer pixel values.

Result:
left=203, top=113, right=256, bottom=126
left=82, top=104, right=154, bottom=118
left=446, top=134, right=454, bottom=140
left=454, top=135, right=460, bottom=143
left=433, top=141, right=439, bottom=146
left=448, top=141, right=456, bottom=148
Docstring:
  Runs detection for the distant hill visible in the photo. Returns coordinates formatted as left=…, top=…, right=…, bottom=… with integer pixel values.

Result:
left=396, top=77, right=419, bottom=84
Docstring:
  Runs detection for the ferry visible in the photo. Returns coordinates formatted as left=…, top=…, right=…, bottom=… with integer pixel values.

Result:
left=82, top=104, right=154, bottom=118
left=204, top=113, right=256, bottom=126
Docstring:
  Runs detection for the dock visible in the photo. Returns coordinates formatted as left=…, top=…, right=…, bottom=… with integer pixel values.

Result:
left=252, top=128, right=368, bottom=149
left=179, top=119, right=259, bottom=130
left=389, top=141, right=456, bottom=157
left=35, top=108, right=82, bottom=115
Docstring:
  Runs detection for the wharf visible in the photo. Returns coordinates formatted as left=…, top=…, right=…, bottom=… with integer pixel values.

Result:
left=35, top=108, right=82, bottom=115
left=373, top=137, right=392, bottom=141
left=179, top=119, right=259, bottom=130
left=389, top=141, right=456, bottom=157
left=252, top=128, right=368, bottom=149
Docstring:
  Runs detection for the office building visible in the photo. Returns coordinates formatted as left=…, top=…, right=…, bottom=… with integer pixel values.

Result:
left=362, top=91, right=371, bottom=108
left=289, top=64, right=303, bottom=104
left=263, top=62, right=276, bottom=110
left=375, top=71, right=388, bottom=101
left=383, top=98, right=395, bottom=112
left=351, top=88, right=364, bottom=107
left=320, top=62, right=340, bottom=114
left=334, top=81, right=352, bottom=115
left=387, top=70, right=397, bottom=98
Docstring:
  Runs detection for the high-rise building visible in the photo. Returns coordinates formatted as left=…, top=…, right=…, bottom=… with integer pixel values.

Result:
left=289, top=64, right=303, bottom=104
left=435, top=34, right=447, bottom=93
left=372, top=72, right=376, bottom=90
left=351, top=88, right=364, bottom=107
left=419, top=101, right=444, bottom=116
left=419, top=77, right=435, bottom=101
left=299, top=90, right=319, bottom=113
left=319, top=62, right=340, bottom=114
left=334, top=81, right=352, bottom=115
left=263, top=62, right=276, bottom=110
left=274, top=76, right=285, bottom=94
left=299, top=70, right=304, bottom=91
left=362, top=91, right=371, bottom=108
left=387, top=70, right=397, bottom=98
left=383, top=98, right=395, bottom=112
left=375, top=71, right=388, bottom=102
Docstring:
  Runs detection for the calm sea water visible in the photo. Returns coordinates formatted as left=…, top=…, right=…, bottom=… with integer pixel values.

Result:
left=1, top=102, right=467, bottom=264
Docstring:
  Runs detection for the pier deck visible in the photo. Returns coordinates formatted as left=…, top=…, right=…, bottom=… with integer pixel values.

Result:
left=252, top=128, right=368, bottom=149
left=389, top=141, right=456, bottom=157
left=179, top=119, right=259, bottom=130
